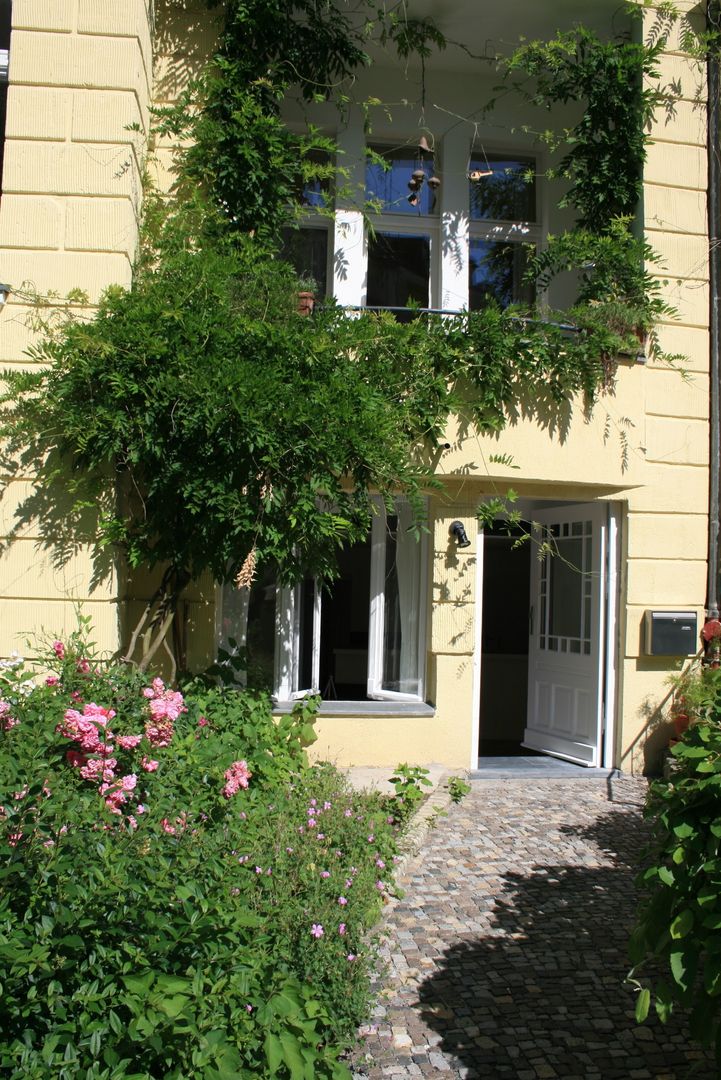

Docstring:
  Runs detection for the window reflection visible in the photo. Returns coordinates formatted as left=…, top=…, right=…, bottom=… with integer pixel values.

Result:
left=366, top=146, right=438, bottom=216
left=367, top=232, right=430, bottom=314
left=469, top=155, right=536, bottom=222
left=469, top=238, right=534, bottom=310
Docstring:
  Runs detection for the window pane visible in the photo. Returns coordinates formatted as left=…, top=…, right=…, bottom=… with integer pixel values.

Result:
left=296, top=149, right=331, bottom=209
left=382, top=504, right=423, bottom=695
left=548, top=537, right=583, bottom=639
left=366, top=146, right=438, bottom=215
left=218, top=565, right=276, bottom=691
left=298, top=578, right=316, bottom=690
left=319, top=537, right=371, bottom=699
left=367, top=232, right=430, bottom=312
left=280, top=226, right=329, bottom=297
left=469, top=238, right=534, bottom=310
left=469, top=155, right=535, bottom=221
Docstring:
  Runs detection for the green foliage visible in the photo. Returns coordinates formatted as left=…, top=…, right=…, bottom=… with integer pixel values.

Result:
left=0, top=629, right=403, bottom=1078
left=387, top=763, right=432, bottom=824
left=0, top=7, right=688, bottom=670
left=630, top=714, right=721, bottom=1063
left=446, top=776, right=471, bottom=804
left=501, top=27, right=665, bottom=226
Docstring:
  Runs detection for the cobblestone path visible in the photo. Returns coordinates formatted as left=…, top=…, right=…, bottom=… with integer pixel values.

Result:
left=352, top=778, right=716, bottom=1079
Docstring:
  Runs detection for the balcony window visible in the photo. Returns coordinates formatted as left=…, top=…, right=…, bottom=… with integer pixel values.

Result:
left=469, top=153, right=538, bottom=310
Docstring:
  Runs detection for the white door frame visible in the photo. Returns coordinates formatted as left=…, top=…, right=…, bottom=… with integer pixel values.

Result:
left=470, top=500, right=621, bottom=770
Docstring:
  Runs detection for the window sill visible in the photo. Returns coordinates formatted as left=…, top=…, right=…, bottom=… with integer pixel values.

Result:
left=272, top=700, right=435, bottom=718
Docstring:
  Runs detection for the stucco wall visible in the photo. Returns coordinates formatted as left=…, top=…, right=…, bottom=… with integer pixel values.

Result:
left=0, top=0, right=154, bottom=652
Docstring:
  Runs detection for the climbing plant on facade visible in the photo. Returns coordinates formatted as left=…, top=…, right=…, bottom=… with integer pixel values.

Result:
left=0, top=1, right=688, bottom=671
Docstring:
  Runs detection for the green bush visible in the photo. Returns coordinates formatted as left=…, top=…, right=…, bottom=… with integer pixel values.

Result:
left=0, top=629, right=400, bottom=1078
left=630, top=709, right=721, bottom=1064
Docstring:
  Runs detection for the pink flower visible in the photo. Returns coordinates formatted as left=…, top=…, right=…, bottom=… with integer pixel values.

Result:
left=222, top=760, right=252, bottom=798
left=0, top=711, right=18, bottom=730
left=145, top=718, right=174, bottom=747
left=307, top=818, right=316, bottom=828
left=198, top=716, right=208, bottom=727
left=286, top=846, right=294, bottom=854
left=376, top=880, right=386, bottom=891
left=255, top=866, right=263, bottom=874
left=52, top=640, right=65, bottom=659
left=128, top=815, right=138, bottom=829
left=136, top=804, right=146, bottom=814
left=347, top=954, right=356, bottom=962
left=320, top=870, right=330, bottom=879
left=338, top=896, right=348, bottom=906
left=141, top=757, right=159, bottom=772
left=245, top=1004, right=253, bottom=1013
left=142, top=687, right=154, bottom=699
left=76, top=658, right=90, bottom=674
left=344, top=808, right=353, bottom=817
left=45, top=676, right=59, bottom=687
left=161, top=817, right=176, bottom=835
left=104, top=789, right=126, bottom=814
left=376, top=858, right=386, bottom=869
left=339, top=923, right=346, bottom=935
left=66, top=750, right=87, bottom=768
left=311, top=924, right=324, bottom=938
left=323, top=801, right=332, bottom=810
left=116, top=734, right=143, bottom=750
left=79, top=758, right=106, bottom=782
left=120, top=774, right=137, bottom=792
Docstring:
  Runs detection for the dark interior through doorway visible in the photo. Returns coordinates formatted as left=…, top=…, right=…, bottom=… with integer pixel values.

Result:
left=479, top=522, right=536, bottom=755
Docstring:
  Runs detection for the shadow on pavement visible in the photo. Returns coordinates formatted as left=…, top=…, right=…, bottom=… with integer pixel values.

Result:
left=416, top=808, right=715, bottom=1079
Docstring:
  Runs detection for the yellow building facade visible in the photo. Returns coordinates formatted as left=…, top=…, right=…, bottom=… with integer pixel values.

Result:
left=0, top=0, right=712, bottom=774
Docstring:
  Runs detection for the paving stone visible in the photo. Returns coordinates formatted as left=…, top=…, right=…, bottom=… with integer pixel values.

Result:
left=351, top=778, right=717, bottom=1079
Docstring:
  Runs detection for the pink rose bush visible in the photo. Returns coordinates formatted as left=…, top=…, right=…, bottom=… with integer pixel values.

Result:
left=0, top=627, right=402, bottom=1079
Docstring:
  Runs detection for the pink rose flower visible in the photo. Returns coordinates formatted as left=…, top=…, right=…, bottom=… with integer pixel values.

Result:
left=52, top=640, right=65, bottom=659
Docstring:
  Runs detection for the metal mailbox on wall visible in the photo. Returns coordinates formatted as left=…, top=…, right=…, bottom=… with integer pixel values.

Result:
left=643, top=611, right=698, bottom=656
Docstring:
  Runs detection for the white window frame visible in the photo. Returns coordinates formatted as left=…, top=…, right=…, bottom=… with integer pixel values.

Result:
left=365, top=215, right=440, bottom=310
left=366, top=502, right=429, bottom=702
left=364, top=142, right=441, bottom=310
left=221, top=499, right=428, bottom=704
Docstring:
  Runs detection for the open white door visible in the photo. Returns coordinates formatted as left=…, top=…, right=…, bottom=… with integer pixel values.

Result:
left=524, top=503, right=608, bottom=766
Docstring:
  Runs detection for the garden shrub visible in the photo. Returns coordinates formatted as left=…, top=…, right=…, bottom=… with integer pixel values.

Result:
left=0, top=627, right=400, bottom=1078
left=630, top=699, right=721, bottom=1064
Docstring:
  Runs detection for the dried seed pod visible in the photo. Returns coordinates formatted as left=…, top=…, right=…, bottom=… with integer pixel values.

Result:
left=428, top=175, right=441, bottom=190
left=412, top=168, right=426, bottom=183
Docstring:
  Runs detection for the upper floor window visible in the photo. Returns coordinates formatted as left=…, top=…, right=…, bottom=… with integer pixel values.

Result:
left=280, top=149, right=333, bottom=298
left=365, top=144, right=440, bottom=313
left=366, top=144, right=439, bottom=217
left=469, top=153, right=538, bottom=310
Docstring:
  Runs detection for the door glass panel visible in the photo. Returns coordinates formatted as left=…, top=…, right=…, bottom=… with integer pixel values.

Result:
left=367, top=233, right=430, bottom=314
left=548, top=537, right=583, bottom=639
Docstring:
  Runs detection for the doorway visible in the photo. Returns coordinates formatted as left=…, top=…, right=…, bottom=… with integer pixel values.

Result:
left=478, top=521, right=532, bottom=755
left=476, top=501, right=618, bottom=768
